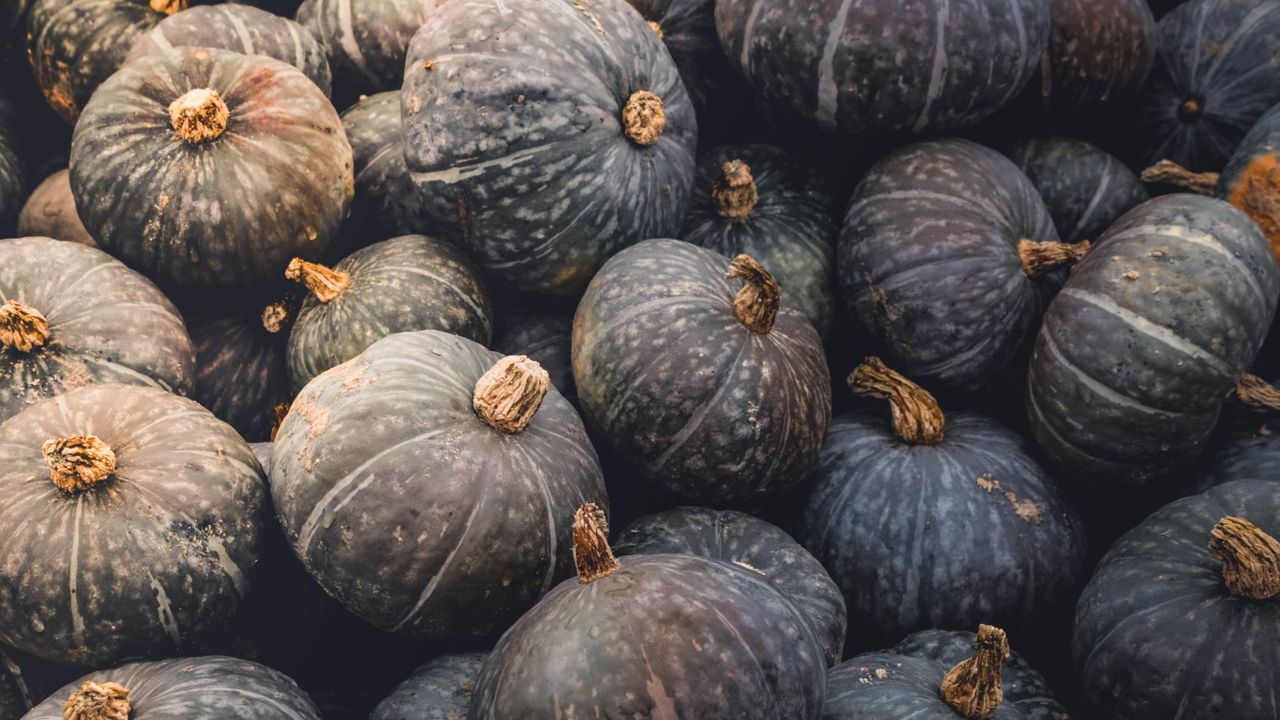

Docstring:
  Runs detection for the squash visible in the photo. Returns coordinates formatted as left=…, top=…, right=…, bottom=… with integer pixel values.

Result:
left=839, top=139, right=1078, bottom=396
left=0, top=648, right=33, bottom=720
left=1040, top=0, right=1156, bottom=108
left=1135, top=0, right=1280, bottom=171
left=1073, top=479, right=1280, bottom=719
left=271, top=330, right=606, bottom=640
left=801, top=358, right=1087, bottom=649
left=250, top=441, right=273, bottom=475
left=127, top=4, right=332, bottom=96
left=714, top=0, right=1048, bottom=134
left=470, top=504, right=827, bottom=719
left=189, top=304, right=292, bottom=443
left=573, top=240, right=831, bottom=507
left=370, top=652, right=486, bottom=720
left=1195, top=429, right=1280, bottom=493
left=0, top=90, right=21, bottom=236
left=295, top=0, right=438, bottom=100
left=1005, top=137, right=1149, bottom=244
left=27, top=656, right=319, bottom=719
left=0, top=237, right=195, bottom=424
left=0, top=384, right=267, bottom=666
left=495, top=310, right=575, bottom=407
left=1027, top=195, right=1280, bottom=484
left=401, top=0, right=698, bottom=296
left=69, top=46, right=353, bottom=297
left=284, top=234, right=493, bottom=393
left=16, top=169, right=93, bottom=247
left=614, top=506, right=847, bottom=666
left=681, top=144, right=837, bottom=335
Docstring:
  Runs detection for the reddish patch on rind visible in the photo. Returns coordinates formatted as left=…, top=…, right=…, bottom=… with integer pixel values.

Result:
left=1227, top=152, right=1280, bottom=262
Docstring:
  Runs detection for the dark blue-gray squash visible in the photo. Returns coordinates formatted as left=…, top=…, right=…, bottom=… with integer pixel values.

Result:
left=1194, top=426, right=1280, bottom=493
left=294, top=0, right=439, bottom=100
left=371, top=652, right=486, bottom=720
left=1041, top=0, right=1156, bottom=108
left=189, top=305, right=292, bottom=443
left=495, top=310, right=575, bottom=407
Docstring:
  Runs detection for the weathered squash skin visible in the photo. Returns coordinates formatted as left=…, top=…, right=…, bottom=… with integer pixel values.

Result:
left=714, top=0, right=1048, bottom=134
left=1006, top=137, right=1149, bottom=245
left=0, top=237, right=195, bottom=424
left=0, top=384, right=267, bottom=667
left=189, top=310, right=291, bottom=443
left=1137, top=0, right=1280, bottom=171
left=1193, top=428, right=1280, bottom=493
left=838, top=139, right=1063, bottom=396
left=127, top=4, right=332, bottom=97
left=295, top=0, right=439, bottom=99
left=682, top=144, right=837, bottom=336
left=285, top=234, right=493, bottom=393
left=340, top=92, right=438, bottom=245
left=70, top=47, right=354, bottom=296
left=1216, top=102, right=1280, bottom=262
left=495, top=310, right=575, bottom=407
left=1041, top=0, right=1156, bottom=107
left=370, top=652, right=486, bottom=720
left=0, top=94, right=21, bottom=236
left=824, top=650, right=1029, bottom=719
left=1073, top=480, right=1280, bottom=719
left=26, top=656, right=319, bottom=719
left=573, top=239, right=831, bottom=508
left=614, top=506, right=847, bottom=666
left=271, top=331, right=606, bottom=640
left=16, top=170, right=93, bottom=247
left=401, top=0, right=698, bottom=296
left=1027, top=195, right=1280, bottom=484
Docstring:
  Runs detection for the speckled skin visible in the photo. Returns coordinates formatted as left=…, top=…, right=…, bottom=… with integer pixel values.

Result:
left=0, top=96, right=21, bottom=236
left=26, top=656, right=319, bottom=719
left=1138, top=0, right=1280, bottom=171
left=1027, top=195, right=1280, bottom=485
left=715, top=0, right=1048, bottom=133
left=295, top=0, right=439, bottom=99
left=189, top=311, right=291, bottom=443
left=371, top=652, right=486, bottom=720
left=801, top=410, right=1087, bottom=650
left=824, top=653, right=1028, bottom=719
left=16, top=170, right=93, bottom=247
left=271, top=330, right=606, bottom=640
left=624, top=0, right=751, bottom=116
left=0, top=385, right=267, bottom=666
left=401, top=0, right=698, bottom=296
left=838, top=139, right=1062, bottom=396
left=573, top=239, right=831, bottom=508
left=615, top=506, right=847, bottom=666
left=0, top=237, right=195, bottom=424
left=1073, top=480, right=1280, bottom=719
left=1043, top=0, right=1156, bottom=107
left=471, top=554, right=826, bottom=719
left=495, top=310, right=575, bottom=406
left=286, top=234, right=493, bottom=393
left=893, top=630, right=1069, bottom=720
left=26, top=0, right=169, bottom=124
left=69, top=47, right=354, bottom=296
left=1006, top=137, right=1150, bottom=244
left=681, top=144, right=837, bottom=336
left=127, top=4, right=333, bottom=97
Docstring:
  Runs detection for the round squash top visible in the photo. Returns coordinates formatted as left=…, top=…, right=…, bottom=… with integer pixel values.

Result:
left=41, top=435, right=117, bottom=493
left=0, top=299, right=49, bottom=353
left=168, top=87, right=229, bottom=144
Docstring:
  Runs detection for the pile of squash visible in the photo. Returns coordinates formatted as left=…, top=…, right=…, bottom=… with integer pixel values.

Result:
left=0, top=0, right=1277, bottom=718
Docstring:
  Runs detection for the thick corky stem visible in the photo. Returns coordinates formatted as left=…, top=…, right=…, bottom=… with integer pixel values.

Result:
left=261, top=301, right=290, bottom=334
left=473, top=356, right=550, bottom=433
left=572, top=503, right=620, bottom=583
left=940, top=625, right=1009, bottom=720
left=713, top=160, right=759, bottom=218
left=285, top=258, right=350, bottom=303
left=647, top=20, right=664, bottom=39
left=149, top=0, right=186, bottom=14
left=63, top=681, right=130, bottom=720
left=1209, top=516, right=1280, bottom=600
left=1019, top=239, right=1091, bottom=277
left=43, top=436, right=117, bottom=493
left=621, top=90, right=665, bottom=146
left=849, top=356, right=945, bottom=445
left=0, top=300, right=51, bottom=352
left=1236, top=373, right=1280, bottom=413
left=1141, top=160, right=1219, bottom=196
left=726, top=254, right=779, bottom=334
left=169, top=88, right=229, bottom=144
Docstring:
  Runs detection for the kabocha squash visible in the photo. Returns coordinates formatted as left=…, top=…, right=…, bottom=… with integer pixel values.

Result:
left=26, top=656, right=319, bottom=719
left=370, top=652, right=486, bottom=720
left=1040, top=0, right=1156, bottom=108
left=401, top=0, right=698, bottom=296
left=284, top=234, right=493, bottom=393
left=714, top=0, right=1048, bottom=134
left=1136, top=0, right=1280, bottom=171
left=250, top=441, right=273, bottom=475
left=127, top=4, right=332, bottom=96
left=681, top=144, right=837, bottom=335
left=801, top=358, right=1087, bottom=648
left=573, top=240, right=831, bottom=507
left=295, top=0, right=438, bottom=99
left=1027, top=195, right=1280, bottom=484
left=69, top=47, right=353, bottom=296
left=341, top=92, right=437, bottom=244
left=1006, top=137, right=1149, bottom=245
left=1073, top=480, right=1280, bottom=719
left=0, top=384, right=266, bottom=666
left=495, top=310, right=576, bottom=407
left=16, top=170, right=93, bottom=247
left=614, top=506, right=847, bottom=666
left=839, top=139, right=1076, bottom=396
left=189, top=307, right=292, bottom=443
left=271, top=331, right=606, bottom=640
left=1195, top=428, right=1280, bottom=493
left=0, top=92, right=21, bottom=236
left=0, top=237, right=194, bottom=424
left=470, top=504, right=827, bottom=719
